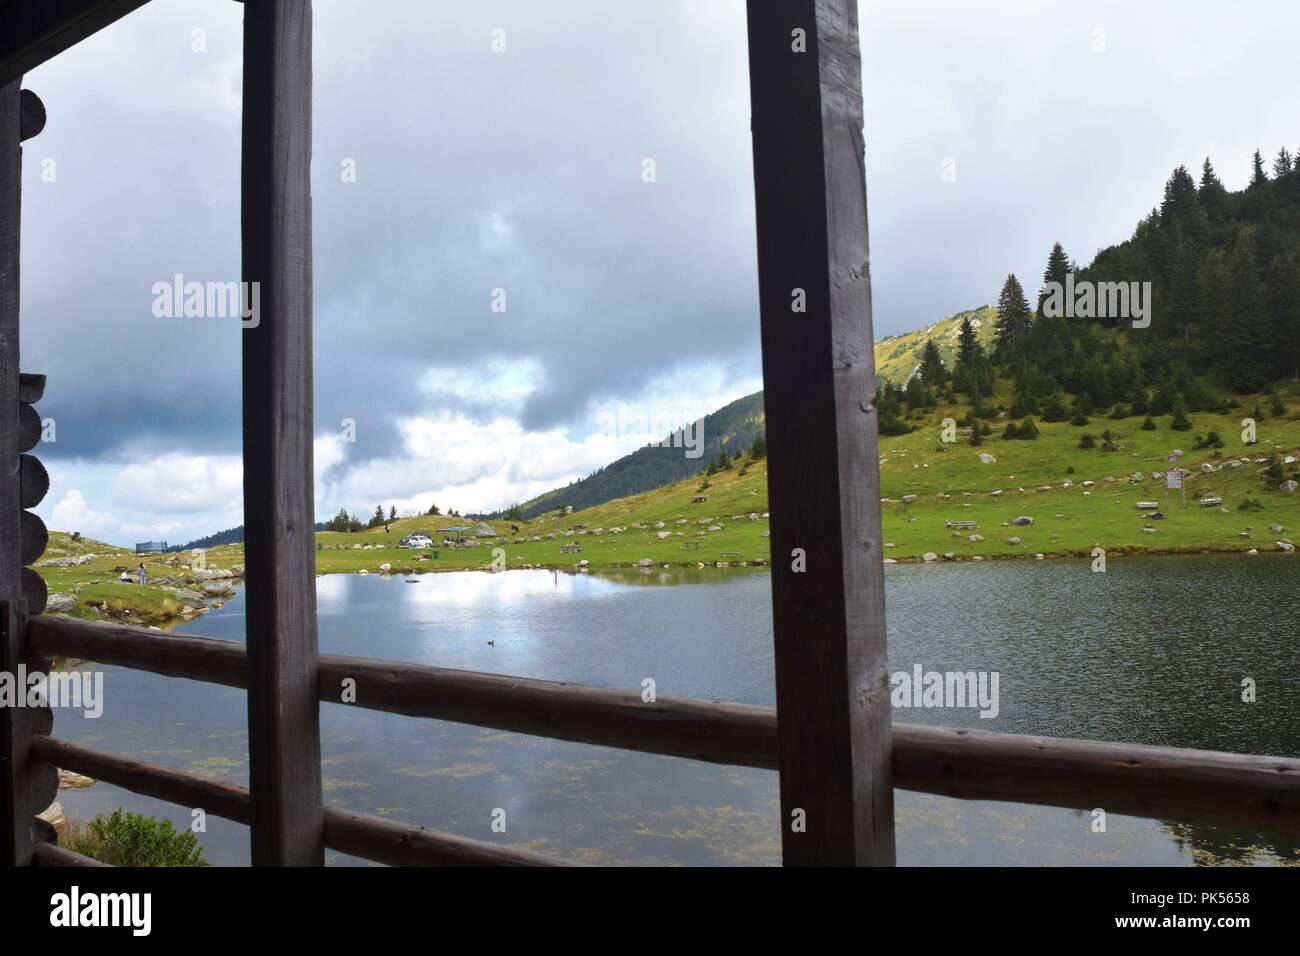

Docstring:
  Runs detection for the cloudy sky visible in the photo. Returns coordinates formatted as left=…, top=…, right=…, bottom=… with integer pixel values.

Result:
left=19, top=0, right=1300, bottom=546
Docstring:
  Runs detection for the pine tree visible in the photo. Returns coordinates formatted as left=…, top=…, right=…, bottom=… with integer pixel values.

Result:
left=1222, top=234, right=1270, bottom=391
left=917, top=339, right=946, bottom=388
left=1199, top=158, right=1228, bottom=221
left=388, top=505, right=397, bottom=522
left=1267, top=251, right=1300, bottom=380
left=1037, top=243, right=1072, bottom=315
left=953, top=317, right=991, bottom=396
left=1160, top=165, right=1199, bottom=224
left=1251, top=149, right=1268, bottom=187
left=994, top=274, right=1032, bottom=349
left=1272, top=147, right=1293, bottom=179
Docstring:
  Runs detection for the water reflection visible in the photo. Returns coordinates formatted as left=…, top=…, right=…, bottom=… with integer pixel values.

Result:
left=51, top=555, right=1300, bottom=866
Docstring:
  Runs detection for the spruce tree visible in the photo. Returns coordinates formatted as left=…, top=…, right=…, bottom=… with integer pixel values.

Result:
left=1199, top=158, right=1228, bottom=221
left=1037, top=242, right=1072, bottom=315
left=918, top=339, right=946, bottom=388
left=1272, top=147, right=1293, bottom=179
left=994, top=274, right=1032, bottom=350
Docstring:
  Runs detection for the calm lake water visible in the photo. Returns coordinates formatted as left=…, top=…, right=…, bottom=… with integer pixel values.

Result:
left=52, top=555, right=1300, bottom=866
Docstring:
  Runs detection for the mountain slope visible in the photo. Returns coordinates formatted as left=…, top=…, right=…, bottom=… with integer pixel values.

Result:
left=501, top=312, right=1000, bottom=519
left=501, top=392, right=766, bottom=519
left=873, top=305, right=998, bottom=385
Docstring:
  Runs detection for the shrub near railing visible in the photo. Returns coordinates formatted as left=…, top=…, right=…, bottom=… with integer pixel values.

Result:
left=60, top=809, right=209, bottom=867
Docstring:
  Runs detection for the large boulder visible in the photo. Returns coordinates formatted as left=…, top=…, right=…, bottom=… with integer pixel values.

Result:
left=160, top=586, right=204, bottom=609
left=1280, top=480, right=1299, bottom=494
left=45, top=593, right=78, bottom=613
left=1012, top=516, right=1034, bottom=526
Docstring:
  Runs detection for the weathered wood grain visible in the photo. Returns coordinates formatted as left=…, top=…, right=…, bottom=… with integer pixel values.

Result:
left=17, top=400, right=39, bottom=451
left=18, top=507, right=45, bottom=565
left=240, top=0, right=322, bottom=866
left=17, top=372, right=43, bottom=403
left=29, top=616, right=247, bottom=687
left=892, top=724, right=1300, bottom=836
left=745, top=0, right=893, bottom=864
left=18, top=452, right=46, bottom=508
left=0, top=79, right=34, bottom=867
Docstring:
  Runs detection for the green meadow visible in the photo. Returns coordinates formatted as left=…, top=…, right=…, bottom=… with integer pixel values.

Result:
left=32, top=381, right=1300, bottom=627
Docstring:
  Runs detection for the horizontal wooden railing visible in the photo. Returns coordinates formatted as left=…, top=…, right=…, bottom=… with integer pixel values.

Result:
left=31, top=616, right=777, bottom=769
left=27, top=614, right=1300, bottom=853
left=33, top=737, right=563, bottom=866
left=33, top=841, right=111, bottom=867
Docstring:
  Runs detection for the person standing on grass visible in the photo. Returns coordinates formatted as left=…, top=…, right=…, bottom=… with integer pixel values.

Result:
left=138, top=562, right=147, bottom=586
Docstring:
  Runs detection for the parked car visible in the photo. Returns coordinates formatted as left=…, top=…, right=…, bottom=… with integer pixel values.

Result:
left=403, top=534, right=433, bottom=549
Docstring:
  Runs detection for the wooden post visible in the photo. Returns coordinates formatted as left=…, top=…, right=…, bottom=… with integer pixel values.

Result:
left=0, top=80, right=32, bottom=867
left=744, top=1, right=895, bottom=865
left=240, top=0, right=323, bottom=866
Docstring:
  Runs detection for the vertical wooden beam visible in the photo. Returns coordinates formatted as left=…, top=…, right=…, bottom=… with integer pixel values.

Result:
left=241, top=0, right=323, bottom=866
left=0, top=80, right=33, bottom=867
left=744, top=1, right=895, bottom=865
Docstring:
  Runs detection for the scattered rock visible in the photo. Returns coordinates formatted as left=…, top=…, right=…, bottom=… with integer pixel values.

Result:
left=37, top=802, right=66, bottom=839
left=159, top=586, right=204, bottom=609
left=45, top=593, right=78, bottom=613
left=58, top=770, right=96, bottom=789
left=1012, top=516, right=1034, bottom=526
left=978, top=453, right=997, bottom=464
left=922, top=552, right=937, bottom=562
left=1006, top=537, right=1021, bottom=545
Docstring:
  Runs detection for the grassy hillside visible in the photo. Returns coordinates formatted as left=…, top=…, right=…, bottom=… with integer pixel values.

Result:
left=36, top=381, right=1299, bottom=627
left=499, top=310, right=995, bottom=520
left=502, top=391, right=765, bottom=519
left=874, top=306, right=999, bottom=385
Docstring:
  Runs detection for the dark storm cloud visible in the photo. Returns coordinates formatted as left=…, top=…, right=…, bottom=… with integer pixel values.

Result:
left=18, top=0, right=1300, bottom=474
